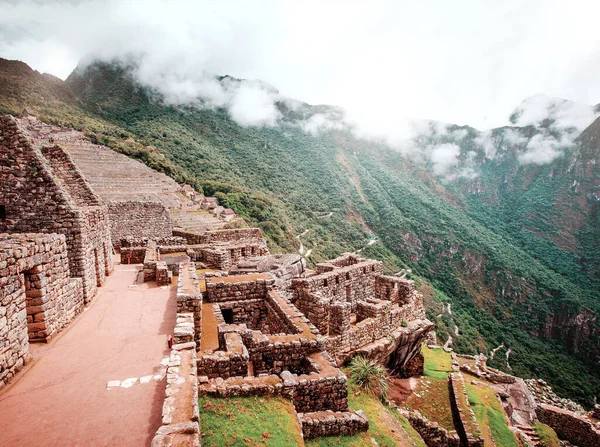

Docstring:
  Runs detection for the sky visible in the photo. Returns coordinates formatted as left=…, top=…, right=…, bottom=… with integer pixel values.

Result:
left=1, top=0, right=600, bottom=142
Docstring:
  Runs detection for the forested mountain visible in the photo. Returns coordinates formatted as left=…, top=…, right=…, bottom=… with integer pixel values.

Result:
left=1, top=57, right=598, bottom=406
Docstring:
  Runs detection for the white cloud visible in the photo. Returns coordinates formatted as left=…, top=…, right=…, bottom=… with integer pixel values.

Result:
left=1, top=0, right=600, bottom=134
left=302, top=112, right=345, bottom=135
left=474, top=130, right=497, bottom=159
left=502, top=128, right=528, bottom=146
left=519, top=133, right=569, bottom=165
left=430, top=143, right=461, bottom=176
left=511, top=95, right=598, bottom=132
left=228, top=83, right=280, bottom=127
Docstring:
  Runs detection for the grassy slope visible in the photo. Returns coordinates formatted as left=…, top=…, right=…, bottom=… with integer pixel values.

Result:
left=198, top=387, right=425, bottom=447
left=198, top=396, right=304, bottom=446
left=533, top=421, right=560, bottom=447
left=404, top=346, right=521, bottom=447
left=0, top=58, right=598, bottom=405
left=466, top=383, right=519, bottom=447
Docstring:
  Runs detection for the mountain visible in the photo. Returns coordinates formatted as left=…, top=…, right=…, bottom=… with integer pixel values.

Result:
left=0, top=57, right=598, bottom=406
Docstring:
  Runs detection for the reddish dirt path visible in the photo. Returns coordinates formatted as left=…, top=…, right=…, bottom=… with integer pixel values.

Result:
left=0, top=262, right=176, bottom=447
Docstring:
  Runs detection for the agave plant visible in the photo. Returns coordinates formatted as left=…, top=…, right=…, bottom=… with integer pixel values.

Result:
left=349, top=356, right=390, bottom=399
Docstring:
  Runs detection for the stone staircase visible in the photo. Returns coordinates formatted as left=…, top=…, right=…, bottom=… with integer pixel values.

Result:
left=170, top=209, right=228, bottom=233
left=516, top=424, right=540, bottom=446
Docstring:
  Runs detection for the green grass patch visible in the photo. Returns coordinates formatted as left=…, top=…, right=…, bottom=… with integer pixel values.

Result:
left=534, top=421, right=560, bottom=447
left=422, top=345, right=452, bottom=380
left=307, top=381, right=423, bottom=447
left=198, top=395, right=303, bottom=447
left=393, top=412, right=428, bottom=447
left=466, top=383, right=519, bottom=447
left=403, top=378, right=455, bottom=431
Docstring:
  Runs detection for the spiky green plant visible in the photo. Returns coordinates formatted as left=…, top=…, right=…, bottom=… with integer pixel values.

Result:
left=349, top=356, right=390, bottom=399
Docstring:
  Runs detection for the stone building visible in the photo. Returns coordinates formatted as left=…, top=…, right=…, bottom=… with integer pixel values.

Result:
left=0, top=115, right=113, bottom=303
left=292, top=253, right=433, bottom=370
left=0, top=233, right=84, bottom=390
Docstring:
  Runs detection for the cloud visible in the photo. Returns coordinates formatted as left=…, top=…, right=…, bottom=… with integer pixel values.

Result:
left=228, top=83, right=280, bottom=127
left=302, top=112, right=345, bottom=135
left=2, top=0, right=600, bottom=134
left=518, top=133, right=569, bottom=165
left=430, top=143, right=461, bottom=176
left=510, top=95, right=598, bottom=132
left=502, top=128, right=528, bottom=146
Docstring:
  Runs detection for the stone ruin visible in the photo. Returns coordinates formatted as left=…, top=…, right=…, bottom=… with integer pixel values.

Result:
left=291, top=253, right=434, bottom=371
left=0, top=113, right=434, bottom=443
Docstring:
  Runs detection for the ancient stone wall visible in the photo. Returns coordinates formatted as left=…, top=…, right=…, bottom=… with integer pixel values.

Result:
left=0, top=233, right=83, bottom=391
left=205, top=278, right=272, bottom=303
left=120, top=246, right=146, bottom=264
left=536, top=404, right=600, bottom=447
left=449, top=373, right=484, bottom=447
left=40, top=145, right=100, bottom=207
left=174, top=228, right=265, bottom=245
left=299, top=411, right=369, bottom=439
left=375, top=275, right=417, bottom=306
left=0, top=115, right=113, bottom=303
left=293, top=256, right=383, bottom=307
left=176, top=263, right=202, bottom=346
left=107, top=201, right=172, bottom=244
left=399, top=408, right=460, bottom=447
left=151, top=340, right=200, bottom=447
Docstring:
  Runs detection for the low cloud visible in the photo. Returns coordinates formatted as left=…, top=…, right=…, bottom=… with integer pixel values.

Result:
left=430, top=143, right=461, bottom=176
left=518, top=133, right=569, bottom=165
left=228, top=82, right=281, bottom=127
left=302, top=111, right=345, bottom=135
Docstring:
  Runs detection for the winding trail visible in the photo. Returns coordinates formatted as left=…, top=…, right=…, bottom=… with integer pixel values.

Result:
left=0, top=261, right=176, bottom=447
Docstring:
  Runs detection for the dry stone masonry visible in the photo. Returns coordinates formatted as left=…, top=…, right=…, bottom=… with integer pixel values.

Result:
left=0, top=115, right=113, bottom=303
left=0, top=233, right=83, bottom=390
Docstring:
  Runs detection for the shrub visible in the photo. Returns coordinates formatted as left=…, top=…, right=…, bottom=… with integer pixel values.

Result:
left=349, top=356, right=390, bottom=399
left=401, top=319, right=408, bottom=327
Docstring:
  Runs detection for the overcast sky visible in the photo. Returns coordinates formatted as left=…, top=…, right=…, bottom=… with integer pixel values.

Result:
left=1, top=0, right=600, bottom=131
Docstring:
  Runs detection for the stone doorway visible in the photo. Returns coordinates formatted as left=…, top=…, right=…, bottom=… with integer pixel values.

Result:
left=24, top=266, right=48, bottom=343
left=94, top=248, right=102, bottom=286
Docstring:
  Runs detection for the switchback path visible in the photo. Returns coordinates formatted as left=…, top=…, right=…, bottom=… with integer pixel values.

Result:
left=0, top=262, right=176, bottom=447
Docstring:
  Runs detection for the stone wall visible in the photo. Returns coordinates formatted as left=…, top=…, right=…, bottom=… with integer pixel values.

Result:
left=151, top=341, right=200, bottom=447
left=119, top=246, right=146, bottom=264
left=536, top=404, right=600, bottom=447
left=107, top=201, right=172, bottom=244
left=299, top=411, right=369, bottom=439
left=449, top=373, right=484, bottom=447
left=399, top=408, right=460, bottom=447
left=0, top=233, right=84, bottom=391
left=0, top=115, right=113, bottom=303
left=293, top=255, right=383, bottom=308
left=205, top=278, right=272, bottom=303
left=176, top=263, right=202, bottom=346
left=174, top=228, right=265, bottom=245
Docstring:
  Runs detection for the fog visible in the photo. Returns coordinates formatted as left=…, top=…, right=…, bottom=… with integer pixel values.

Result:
left=1, top=0, right=600, bottom=171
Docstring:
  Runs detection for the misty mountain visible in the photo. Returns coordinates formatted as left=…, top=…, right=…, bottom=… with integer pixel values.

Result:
left=0, top=57, right=598, bottom=406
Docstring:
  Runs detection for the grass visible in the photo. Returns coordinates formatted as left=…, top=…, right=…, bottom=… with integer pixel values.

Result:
left=466, top=382, right=519, bottom=447
left=402, top=345, right=455, bottom=431
left=533, top=421, right=560, bottom=447
left=307, top=380, right=424, bottom=447
left=403, top=377, right=455, bottom=431
left=198, top=395, right=304, bottom=446
left=422, top=345, right=452, bottom=380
